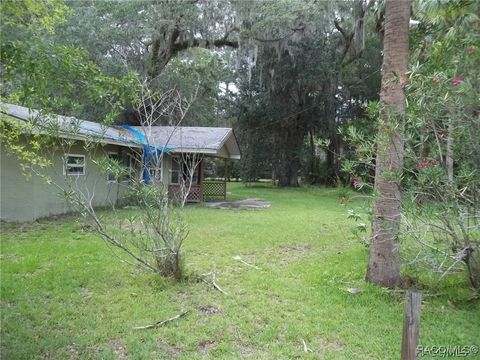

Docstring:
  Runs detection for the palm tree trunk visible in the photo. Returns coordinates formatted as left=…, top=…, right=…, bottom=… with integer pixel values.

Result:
left=366, top=0, right=411, bottom=288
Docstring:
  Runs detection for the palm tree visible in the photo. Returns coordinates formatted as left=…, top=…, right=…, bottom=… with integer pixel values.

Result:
left=366, top=0, right=411, bottom=288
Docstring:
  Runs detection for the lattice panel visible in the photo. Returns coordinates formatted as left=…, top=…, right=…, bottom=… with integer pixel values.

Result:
left=203, top=181, right=226, bottom=200
left=168, top=185, right=202, bottom=203
left=186, top=185, right=202, bottom=202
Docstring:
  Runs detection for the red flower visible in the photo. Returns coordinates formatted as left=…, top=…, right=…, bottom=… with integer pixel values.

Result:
left=416, top=159, right=437, bottom=170
left=453, top=76, right=462, bottom=85
left=416, top=161, right=427, bottom=170
left=353, top=176, right=362, bottom=189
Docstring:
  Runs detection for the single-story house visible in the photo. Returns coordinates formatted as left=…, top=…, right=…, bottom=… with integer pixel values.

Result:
left=0, top=104, right=240, bottom=222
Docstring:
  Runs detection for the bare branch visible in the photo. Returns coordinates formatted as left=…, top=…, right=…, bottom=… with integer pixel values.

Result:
left=133, top=310, right=189, bottom=330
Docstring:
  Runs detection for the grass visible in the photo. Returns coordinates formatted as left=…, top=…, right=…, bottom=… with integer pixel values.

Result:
left=1, top=183, right=479, bottom=359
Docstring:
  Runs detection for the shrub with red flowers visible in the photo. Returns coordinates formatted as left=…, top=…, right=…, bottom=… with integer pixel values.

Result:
left=415, top=159, right=436, bottom=170
left=403, top=0, right=480, bottom=290
left=342, top=1, right=480, bottom=290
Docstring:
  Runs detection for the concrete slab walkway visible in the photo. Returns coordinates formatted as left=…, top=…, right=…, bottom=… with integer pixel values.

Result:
left=204, top=198, right=271, bottom=210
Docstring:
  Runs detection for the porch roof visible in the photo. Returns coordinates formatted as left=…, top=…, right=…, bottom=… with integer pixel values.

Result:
left=128, top=126, right=241, bottom=160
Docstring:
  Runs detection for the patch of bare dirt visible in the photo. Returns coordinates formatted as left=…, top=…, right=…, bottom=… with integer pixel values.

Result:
left=237, top=344, right=257, bottom=358
left=79, top=287, right=93, bottom=299
left=313, top=336, right=346, bottom=357
left=84, top=344, right=104, bottom=358
left=1, top=213, right=80, bottom=233
left=327, top=337, right=345, bottom=350
left=277, top=243, right=312, bottom=265
left=0, top=253, right=18, bottom=261
left=198, top=340, right=216, bottom=355
left=157, top=339, right=182, bottom=358
left=40, top=351, right=56, bottom=359
left=197, top=304, right=222, bottom=316
left=66, top=343, right=80, bottom=360
left=108, top=339, right=127, bottom=360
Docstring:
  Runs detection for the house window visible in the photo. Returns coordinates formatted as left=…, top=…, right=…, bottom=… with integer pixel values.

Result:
left=121, top=154, right=132, bottom=182
left=146, top=154, right=162, bottom=183
left=64, top=154, right=85, bottom=176
left=170, top=156, right=201, bottom=185
left=171, top=157, right=180, bottom=184
left=107, top=152, right=119, bottom=182
left=107, top=152, right=132, bottom=183
left=148, top=164, right=162, bottom=182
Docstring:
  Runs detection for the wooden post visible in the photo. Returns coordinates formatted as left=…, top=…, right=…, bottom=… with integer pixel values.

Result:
left=199, top=159, right=204, bottom=202
left=223, top=158, right=228, bottom=200
left=401, top=290, right=422, bottom=360
left=224, top=158, right=229, bottom=182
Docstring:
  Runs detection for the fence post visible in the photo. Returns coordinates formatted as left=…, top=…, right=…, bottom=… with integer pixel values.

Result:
left=401, top=289, right=422, bottom=360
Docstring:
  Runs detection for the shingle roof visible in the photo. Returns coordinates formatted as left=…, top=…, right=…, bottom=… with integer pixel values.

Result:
left=129, top=126, right=228, bottom=149
left=128, top=126, right=241, bottom=159
left=1, top=104, right=241, bottom=159
left=1, top=103, right=142, bottom=147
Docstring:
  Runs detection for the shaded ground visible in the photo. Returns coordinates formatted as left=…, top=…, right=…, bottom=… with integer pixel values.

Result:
left=205, top=198, right=271, bottom=210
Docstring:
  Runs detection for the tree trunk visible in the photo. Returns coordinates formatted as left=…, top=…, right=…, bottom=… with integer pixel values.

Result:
left=276, top=122, right=304, bottom=187
left=278, top=151, right=300, bottom=187
left=326, top=140, right=336, bottom=184
left=366, top=0, right=411, bottom=288
left=308, top=129, right=316, bottom=184
left=148, top=25, right=180, bottom=78
left=466, top=248, right=480, bottom=291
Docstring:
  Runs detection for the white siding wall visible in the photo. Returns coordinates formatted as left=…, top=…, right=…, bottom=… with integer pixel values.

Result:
left=1, top=138, right=137, bottom=222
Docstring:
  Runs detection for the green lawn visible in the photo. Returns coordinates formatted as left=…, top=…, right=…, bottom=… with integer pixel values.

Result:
left=1, top=183, right=479, bottom=359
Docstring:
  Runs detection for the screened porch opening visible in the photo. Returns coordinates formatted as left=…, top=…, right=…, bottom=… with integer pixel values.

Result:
left=167, top=157, right=227, bottom=203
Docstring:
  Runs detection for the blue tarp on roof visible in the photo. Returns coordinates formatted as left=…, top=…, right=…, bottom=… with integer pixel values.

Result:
left=122, top=125, right=175, bottom=184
